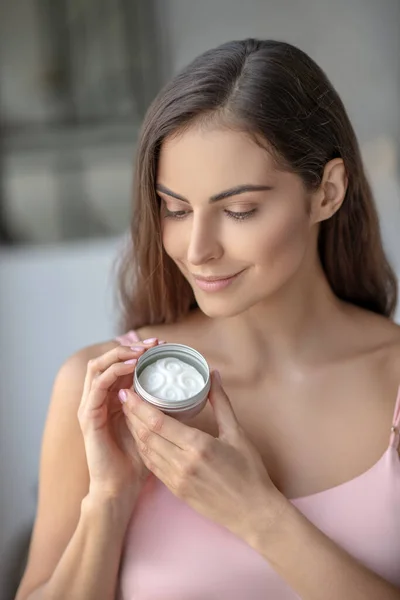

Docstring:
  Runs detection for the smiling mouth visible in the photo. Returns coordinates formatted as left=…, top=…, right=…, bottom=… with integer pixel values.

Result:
left=190, top=269, right=245, bottom=292
left=192, top=270, right=244, bottom=282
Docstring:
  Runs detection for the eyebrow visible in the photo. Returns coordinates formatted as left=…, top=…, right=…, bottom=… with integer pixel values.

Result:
left=156, top=183, right=273, bottom=204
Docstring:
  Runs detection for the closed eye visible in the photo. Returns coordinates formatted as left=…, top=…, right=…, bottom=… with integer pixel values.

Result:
left=164, top=209, right=190, bottom=219
left=225, top=208, right=257, bottom=221
left=163, top=208, right=257, bottom=221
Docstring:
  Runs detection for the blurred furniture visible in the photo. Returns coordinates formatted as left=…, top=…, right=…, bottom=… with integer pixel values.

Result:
left=0, top=0, right=163, bottom=245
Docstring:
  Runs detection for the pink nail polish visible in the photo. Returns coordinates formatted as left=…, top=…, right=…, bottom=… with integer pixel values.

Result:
left=130, top=346, right=144, bottom=352
left=124, top=358, right=137, bottom=365
left=143, top=338, right=157, bottom=344
left=119, top=389, right=128, bottom=403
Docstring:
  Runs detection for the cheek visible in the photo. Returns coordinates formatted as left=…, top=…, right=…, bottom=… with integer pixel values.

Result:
left=250, top=208, right=311, bottom=274
left=162, top=222, right=186, bottom=261
left=161, top=206, right=311, bottom=276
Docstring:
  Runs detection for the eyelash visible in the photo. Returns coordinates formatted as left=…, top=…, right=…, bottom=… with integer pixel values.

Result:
left=164, top=208, right=257, bottom=222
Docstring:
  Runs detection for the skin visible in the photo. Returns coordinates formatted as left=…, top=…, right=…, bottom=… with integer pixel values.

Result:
left=139, top=126, right=400, bottom=501
left=16, top=126, right=400, bottom=599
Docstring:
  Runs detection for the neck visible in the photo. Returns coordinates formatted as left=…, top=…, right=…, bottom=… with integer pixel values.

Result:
left=213, top=261, right=347, bottom=377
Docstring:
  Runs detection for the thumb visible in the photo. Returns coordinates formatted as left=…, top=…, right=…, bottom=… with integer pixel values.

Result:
left=209, top=370, right=240, bottom=441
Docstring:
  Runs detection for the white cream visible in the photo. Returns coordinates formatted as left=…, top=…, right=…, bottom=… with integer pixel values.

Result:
left=138, top=357, right=205, bottom=401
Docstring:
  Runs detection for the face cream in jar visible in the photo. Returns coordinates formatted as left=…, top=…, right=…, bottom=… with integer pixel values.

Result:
left=133, top=343, right=210, bottom=420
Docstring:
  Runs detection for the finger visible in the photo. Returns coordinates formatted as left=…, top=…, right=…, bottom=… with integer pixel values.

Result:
left=125, top=411, right=181, bottom=465
left=123, top=389, right=202, bottom=450
left=81, top=345, right=147, bottom=404
left=87, top=361, right=137, bottom=410
left=125, top=412, right=173, bottom=479
left=209, top=370, right=240, bottom=441
left=125, top=330, right=141, bottom=344
left=119, top=337, right=161, bottom=350
left=87, top=345, right=146, bottom=377
left=141, top=337, right=160, bottom=347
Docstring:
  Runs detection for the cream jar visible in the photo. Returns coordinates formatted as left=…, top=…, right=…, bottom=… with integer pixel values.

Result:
left=133, top=343, right=210, bottom=421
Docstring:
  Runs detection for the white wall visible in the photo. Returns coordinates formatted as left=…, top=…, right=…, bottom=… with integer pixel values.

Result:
left=155, top=0, right=400, bottom=142
left=0, top=238, right=122, bottom=595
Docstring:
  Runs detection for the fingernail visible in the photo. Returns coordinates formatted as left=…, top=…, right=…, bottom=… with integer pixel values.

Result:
left=130, top=346, right=144, bottom=352
left=124, top=358, right=137, bottom=365
left=143, top=338, right=157, bottom=344
left=158, top=340, right=166, bottom=344
left=119, top=389, right=128, bottom=403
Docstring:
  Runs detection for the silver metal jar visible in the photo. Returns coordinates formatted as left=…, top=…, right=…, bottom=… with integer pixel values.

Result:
left=133, top=343, right=210, bottom=421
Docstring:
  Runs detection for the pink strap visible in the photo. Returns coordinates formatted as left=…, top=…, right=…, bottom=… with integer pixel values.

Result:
left=116, top=329, right=140, bottom=345
left=389, top=384, right=400, bottom=449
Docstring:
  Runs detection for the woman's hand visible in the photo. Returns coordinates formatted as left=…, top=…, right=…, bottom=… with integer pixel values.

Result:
left=77, top=338, right=161, bottom=505
left=120, top=370, right=287, bottom=542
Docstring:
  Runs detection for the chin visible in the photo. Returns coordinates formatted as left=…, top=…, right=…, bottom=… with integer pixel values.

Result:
left=194, top=294, right=254, bottom=319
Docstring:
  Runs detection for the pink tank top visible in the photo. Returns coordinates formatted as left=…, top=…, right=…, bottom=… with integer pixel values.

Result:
left=116, top=330, right=400, bottom=599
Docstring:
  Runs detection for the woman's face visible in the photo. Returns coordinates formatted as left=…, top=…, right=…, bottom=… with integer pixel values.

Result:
left=157, top=126, right=317, bottom=318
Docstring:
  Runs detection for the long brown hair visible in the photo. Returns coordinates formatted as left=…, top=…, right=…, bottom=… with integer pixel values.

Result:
left=117, top=38, right=397, bottom=331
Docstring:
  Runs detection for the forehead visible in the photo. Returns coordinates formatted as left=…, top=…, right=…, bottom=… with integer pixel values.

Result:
left=157, top=126, right=279, bottom=193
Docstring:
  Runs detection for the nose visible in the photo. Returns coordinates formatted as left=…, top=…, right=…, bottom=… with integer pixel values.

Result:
left=186, top=213, right=223, bottom=266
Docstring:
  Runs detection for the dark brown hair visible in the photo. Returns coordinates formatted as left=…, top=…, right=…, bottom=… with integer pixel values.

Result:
left=117, top=38, right=397, bottom=331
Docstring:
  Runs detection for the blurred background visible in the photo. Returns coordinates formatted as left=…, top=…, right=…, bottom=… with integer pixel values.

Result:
left=0, top=0, right=399, bottom=597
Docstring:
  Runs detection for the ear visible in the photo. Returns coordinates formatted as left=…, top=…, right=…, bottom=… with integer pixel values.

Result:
left=310, top=158, right=348, bottom=224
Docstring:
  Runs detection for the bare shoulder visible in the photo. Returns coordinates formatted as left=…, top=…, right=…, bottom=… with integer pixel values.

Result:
left=48, top=336, right=120, bottom=420
left=65, top=338, right=120, bottom=370
left=135, top=310, right=212, bottom=345
left=384, top=321, right=400, bottom=384
left=380, top=321, right=400, bottom=455
left=57, top=339, right=119, bottom=390
left=353, top=308, right=400, bottom=385
left=350, top=311, right=400, bottom=435
left=16, top=338, right=120, bottom=599
left=346, top=304, right=400, bottom=354
left=135, top=322, right=187, bottom=343
left=361, top=310, right=400, bottom=370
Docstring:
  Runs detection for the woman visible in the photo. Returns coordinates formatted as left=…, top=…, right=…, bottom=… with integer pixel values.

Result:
left=16, top=39, right=400, bottom=600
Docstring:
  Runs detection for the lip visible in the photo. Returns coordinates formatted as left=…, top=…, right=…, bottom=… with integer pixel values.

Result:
left=192, top=270, right=244, bottom=292
left=192, top=272, right=242, bottom=282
